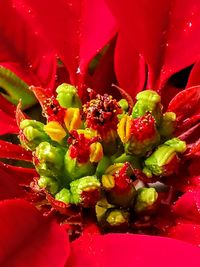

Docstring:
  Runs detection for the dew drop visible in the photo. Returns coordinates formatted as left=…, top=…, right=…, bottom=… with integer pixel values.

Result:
left=76, top=67, right=81, bottom=74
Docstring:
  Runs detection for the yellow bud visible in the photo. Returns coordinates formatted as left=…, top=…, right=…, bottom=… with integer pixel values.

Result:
left=77, top=128, right=98, bottom=139
left=105, top=163, right=124, bottom=175
left=117, top=115, right=131, bottom=143
left=44, top=121, right=66, bottom=142
left=90, top=142, right=103, bottom=162
left=64, top=108, right=81, bottom=131
left=102, top=174, right=115, bottom=189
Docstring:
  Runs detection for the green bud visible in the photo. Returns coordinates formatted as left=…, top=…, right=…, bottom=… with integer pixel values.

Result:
left=56, top=83, right=82, bottom=108
left=106, top=209, right=130, bottom=226
left=70, top=176, right=101, bottom=206
left=159, top=112, right=176, bottom=137
left=134, top=188, right=158, bottom=213
left=55, top=188, right=71, bottom=204
left=38, top=176, right=59, bottom=194
left=118, top=99, right=129, bottom=119
left=64, top=150, right=96, bottom=182
left=95, top=198, right=114, bottom=223
left=20, top=119, right=50, bottom=151
left=118, top=99, right=129, bottom=112
left=35, top=142, right=65, bottom=178
left=164, top=138, right=186, bottom=153
left=144, top=144, right=178, bottom=176
left=132, top=90, right=162, bottom=124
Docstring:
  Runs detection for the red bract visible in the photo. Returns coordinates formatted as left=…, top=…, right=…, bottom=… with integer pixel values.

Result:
left=0, top=199, right=69, bottom=266
left=168, top=190, right=200, bottom=246
left=107, top=0, right=200, bottom=100
left=0, top=95, right=18, bottom=135
left=13, top=0, right=117, bottom=93
left=0, top=0, right=56, bottom=89
left=0, top=0, right=200, bottom=265
left=67, top=233, right=200, bottom=267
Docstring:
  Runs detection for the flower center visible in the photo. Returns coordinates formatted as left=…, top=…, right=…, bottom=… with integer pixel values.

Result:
left=17, top=84, right=186, bottom=237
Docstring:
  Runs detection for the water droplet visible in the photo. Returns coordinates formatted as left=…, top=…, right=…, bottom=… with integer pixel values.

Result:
left=166, top=43, right=169, bottom=47
left=76, top=67, right=81, bottom=74
left=28, top=9, right=32, bottom=14
left=188, top=22, right=192, bottom=27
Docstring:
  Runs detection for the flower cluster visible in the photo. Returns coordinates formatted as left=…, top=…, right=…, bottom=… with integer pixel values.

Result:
left=0, top=0, right=200, bottom=266
left=17, top=83, right=188, bottom=235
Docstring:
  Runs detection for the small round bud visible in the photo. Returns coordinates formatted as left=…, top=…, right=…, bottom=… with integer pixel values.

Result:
left=38, top=175, right=59, bottom=194
left=56, top=83, right=82, bottom=108
left=132, top=90, right=162, bottom=124
left=159, top=112, right=176, bottom=137
left=35, top=142, right=65, bottom=178
left=134, top=187, right=158, bottom=213
left=144, top=144, right=179, bottom=177
left=70, top=176, right=101, bottom=207
left=55, top=188, right=71, bottom=204
left=106, top=209, right=130, bottom=226
left=20, top=119, right=49, bottom=150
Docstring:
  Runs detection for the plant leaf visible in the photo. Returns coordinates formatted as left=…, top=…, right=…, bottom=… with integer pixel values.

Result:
left=0, top=66, right=36, bottom=109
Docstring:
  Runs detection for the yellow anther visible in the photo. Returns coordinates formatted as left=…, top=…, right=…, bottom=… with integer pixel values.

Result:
left=105, top=163, right=124, bottom=175
left=77, top=128, right=98, bottom=139
left=64, top=108, right=81, bottom=131
left=44, top=121, right=66, bottom=142
left=117, top=115, right=131, bottom=143
left=102, top=174, right=115, bottom=189
left=89, top=142, right=103, bottom=162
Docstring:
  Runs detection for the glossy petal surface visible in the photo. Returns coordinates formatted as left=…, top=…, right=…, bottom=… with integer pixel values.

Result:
left=0, top=199, right=70, bottom=267
left=68, top=233, right=200, bottom=267
left=0, top=0, right=56, bottom=89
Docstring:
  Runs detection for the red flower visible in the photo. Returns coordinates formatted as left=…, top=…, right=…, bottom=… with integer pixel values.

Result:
left=0, top=0, right=200, bottom=266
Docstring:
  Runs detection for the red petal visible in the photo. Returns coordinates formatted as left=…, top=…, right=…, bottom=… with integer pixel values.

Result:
left=113, top=32, right=146, bottom=97
left=67, top=233, right=200, bottom=267
left=167, top=86, right=200, bottom=135
left=172, top=190, right=200, bottom=223
left=0, top=140, right=32, bottom=161
left=0, top=162, right=37, bottom=186
left=88, top=39, right=118, bottom=96
left=107, top=0, right=200, bottom=91
left=0, top=199, right=69, bottom=266
left=0, top=110, right=18, bottom=134
left=168, top=223, right=200, bottom=247
left=14, top=0, right=116, bottom=90
left=0, top=0, right=56, bottom=88
left=0, top=163, right=25, bottom=200
left=187, top=61, right=200, bottom=88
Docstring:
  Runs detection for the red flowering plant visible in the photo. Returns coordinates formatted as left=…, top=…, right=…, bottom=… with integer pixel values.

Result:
left=0, top=0, right=200, bottom=266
